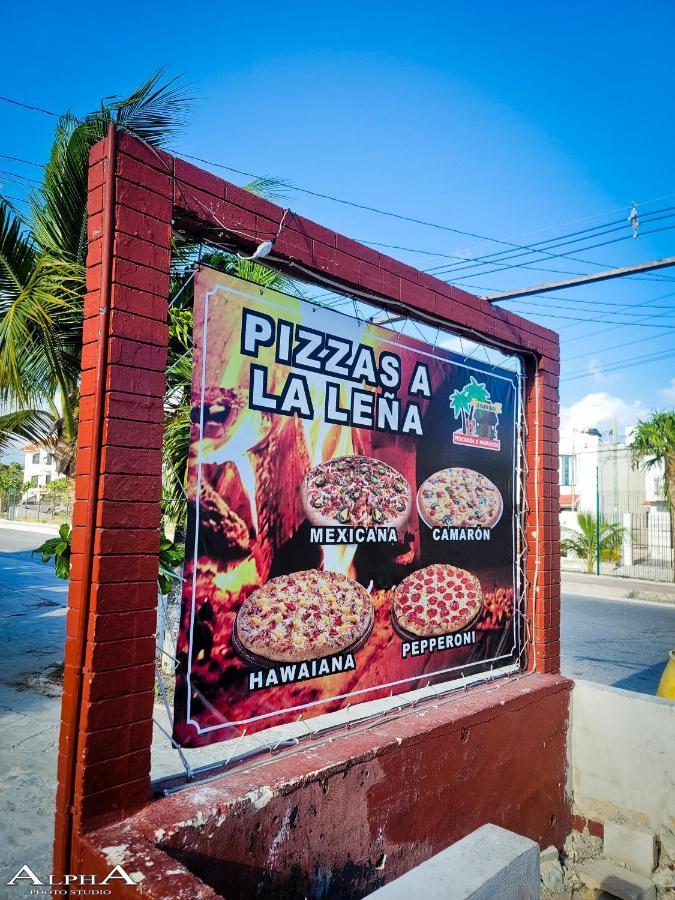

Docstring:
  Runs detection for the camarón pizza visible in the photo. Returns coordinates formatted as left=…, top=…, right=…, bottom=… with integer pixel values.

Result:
left=391, top=564, right=483, bottom=637
left=234, top=569, right=374, bottom=663
left=417, top=467, right=502, bottom=529
left=300, top=455, right=412, bottom=529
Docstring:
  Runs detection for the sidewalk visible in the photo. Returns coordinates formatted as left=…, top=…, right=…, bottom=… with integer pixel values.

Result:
left=0, top=519, right=60, bottom=536
left=562, top=570, right=675, bottom=605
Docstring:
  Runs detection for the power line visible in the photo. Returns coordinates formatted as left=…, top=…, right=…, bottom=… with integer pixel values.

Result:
left=0, top=152, right=46, bottom=169
left=561, top=347, right=675, bottom=382
left=510, top=285, right=675, bottom=337
left=508, top=298, right=675, bottom=318
left=0, top=95, right=60, bottom=118
left=3, top=90, right=675, bottom=296
left=427, top=208, right=675, bottom=280
left=503, top=308, right=675, bottom=327
left=563, top=330, right=675, bottom=363
left=512, top=292, right=675, bottom=310
left=1, top=194, right=30, bottom=205
left=0, top=169, right=40, bottom=185
left=440, top=221, right=675, bottom=286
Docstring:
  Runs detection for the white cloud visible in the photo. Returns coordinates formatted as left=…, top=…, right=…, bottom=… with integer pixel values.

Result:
left=560, top=392, right=648, bottom=445
left=661, top=378, right=675, bottom=404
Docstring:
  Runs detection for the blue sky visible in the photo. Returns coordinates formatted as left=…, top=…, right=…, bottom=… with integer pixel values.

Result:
left=2, top=0, right=674, bottom=446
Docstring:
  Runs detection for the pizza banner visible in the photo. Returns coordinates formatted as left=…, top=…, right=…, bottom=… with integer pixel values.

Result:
left=174, top=268, right=522, bottom=747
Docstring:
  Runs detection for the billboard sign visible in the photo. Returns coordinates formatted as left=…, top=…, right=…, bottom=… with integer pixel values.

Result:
left=174, top=269, right=522, bottom=747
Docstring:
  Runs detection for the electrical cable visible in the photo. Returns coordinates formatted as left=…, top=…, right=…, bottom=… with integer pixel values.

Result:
left=2, top=89, right=675, bottom=285
left=437, top=220, right=675, bottom=284
left=564, top=330, right=675, bottom=363
left=425, top=206, right=675, bottom=278
left=0, top=95, right=60, bottom=118
left=0, top=168, right=41, bottom=184
left=4, top=90, right=675, bottom=308
left=561, top=348, right=675, bottom=382
left=0, top=152, right=46, bottom=169
left=1, top=193, right=30, bottom=205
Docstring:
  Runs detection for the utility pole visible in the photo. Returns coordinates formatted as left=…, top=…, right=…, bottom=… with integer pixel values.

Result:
left=482, top=255, right=675, bottom=303
left=596, top=465, right=601, bottom=576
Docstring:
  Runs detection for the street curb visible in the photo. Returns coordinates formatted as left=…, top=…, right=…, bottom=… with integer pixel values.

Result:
left=0, top=520, right=60, bottom=535
left=562, top=581, right=675, bottom=607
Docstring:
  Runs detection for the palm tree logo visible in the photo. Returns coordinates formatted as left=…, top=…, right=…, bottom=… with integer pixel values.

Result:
left=450, top=377, right=493, bottom=435
left=450, top=387, right=473, bottom=434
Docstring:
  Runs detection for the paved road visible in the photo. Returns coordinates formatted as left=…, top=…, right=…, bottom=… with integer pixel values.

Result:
left=561, top=591, right=675, bottom=694
left=0, top=524, right=67, bottom=884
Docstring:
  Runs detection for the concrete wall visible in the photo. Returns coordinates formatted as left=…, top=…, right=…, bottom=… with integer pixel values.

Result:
left=571, top=680, right=675, bottom=834
left=79, top=675, right=572, bottom=900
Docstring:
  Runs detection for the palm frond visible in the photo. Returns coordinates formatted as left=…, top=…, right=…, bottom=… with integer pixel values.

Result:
left=108, top=68, right=194, bottom=147
left=0, top=253, right=82, bottom=408
left=29, top=115, right=91, bottom=264
left=0, top=199, right=37, bottom=295
left=631, top=411, right=675, bottom=468
left=162, top=405, right=191, bottom=526
left=0, top=407, right=55, bottom=454
left=243, top=176, right=294, bottom=204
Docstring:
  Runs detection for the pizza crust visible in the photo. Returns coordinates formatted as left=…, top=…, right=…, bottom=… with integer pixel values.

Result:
left=235, top=569, right=374, bottom=663
left=300, top=455, right=412, bottom=531
left=391, top=564, right=483, bottom=637
left=417, top=467, right=503, bottom=529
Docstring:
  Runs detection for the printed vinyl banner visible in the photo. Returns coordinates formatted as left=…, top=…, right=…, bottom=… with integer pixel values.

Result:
left=174, top=268, right=522, bottom=747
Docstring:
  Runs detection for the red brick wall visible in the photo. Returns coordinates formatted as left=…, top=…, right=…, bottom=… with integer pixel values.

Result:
left=56, top=129, right=560, bottom=878
left=54, top=129, right=173, bottom=876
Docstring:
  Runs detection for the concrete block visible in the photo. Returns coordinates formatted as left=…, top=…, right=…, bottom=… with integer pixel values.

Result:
left=540, top=858, right=565, bottom=894
left=652, top=866, right=675, bottom=892
left=540, top=845, right=559, bottom=864
left=658, top=825, right=675, bottom=866
left=604, top=822, right=657, bottom=877
left=577, top=859, right=656, bottom=900
left=367, top=824, right=540, bottom=899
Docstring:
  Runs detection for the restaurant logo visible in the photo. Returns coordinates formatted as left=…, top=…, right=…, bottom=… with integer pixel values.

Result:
left=450, top=376, right=502, bottom=451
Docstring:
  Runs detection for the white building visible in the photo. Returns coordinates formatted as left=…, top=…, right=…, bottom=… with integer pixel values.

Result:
left=559, top=428, right=672, bottom=577
left=21, top=443, right=59, bottom=488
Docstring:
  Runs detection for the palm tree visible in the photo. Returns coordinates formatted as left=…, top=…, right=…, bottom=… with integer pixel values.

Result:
left=449, top=387, right=472, bottom=433
left=631, top=410, right=675, bottom=574
left=463, top=375, right=491, bottom=431
left=561, top=510, right=624, bottom=574
left=0, top=71, right=291, bottom=526
left=0, top=71, right=194, bottom=477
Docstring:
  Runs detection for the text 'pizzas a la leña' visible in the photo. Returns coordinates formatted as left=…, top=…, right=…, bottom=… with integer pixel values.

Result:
left=417, top=467, right=503, bottom=529
left=234, top=569, right=374, bottom=665
left=391, top=564, right=483, bottom=638
left=300, top=455, right=412, bottom=529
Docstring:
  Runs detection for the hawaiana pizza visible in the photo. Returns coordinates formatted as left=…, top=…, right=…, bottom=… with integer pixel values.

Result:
left=300, top=456, right=412, bottom=529
left=417, top=467, right=502, bottom=529
left=234, top=569, right=374, bottom=663
left=391, top=564, right=483, bottom=637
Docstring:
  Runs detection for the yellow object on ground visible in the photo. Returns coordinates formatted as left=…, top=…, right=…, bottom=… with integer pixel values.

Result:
left=656, top=649, right=675, bottom=699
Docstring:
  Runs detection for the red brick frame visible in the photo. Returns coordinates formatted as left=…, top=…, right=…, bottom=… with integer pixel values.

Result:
left=54, top=128, right=560, bottom=879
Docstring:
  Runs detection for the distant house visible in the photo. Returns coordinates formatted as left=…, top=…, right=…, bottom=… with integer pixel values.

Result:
left=21, top=443, right=59, bottom=489
left=559, top=429, right=672, bottom=577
